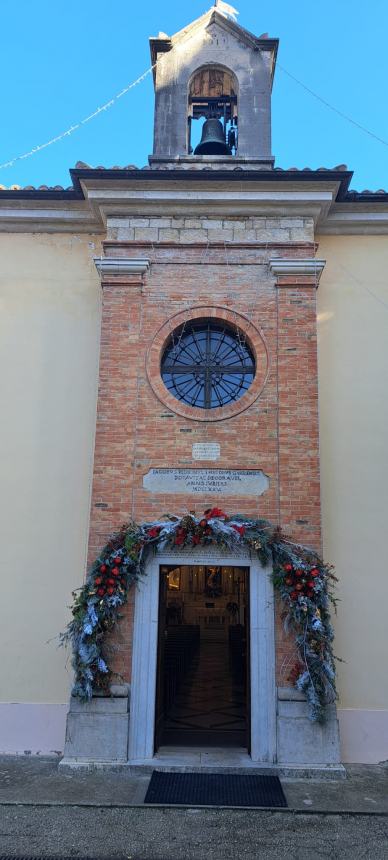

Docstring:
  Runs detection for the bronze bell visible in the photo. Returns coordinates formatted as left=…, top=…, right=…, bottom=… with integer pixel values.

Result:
left=194, top=118, right=231, bottom=155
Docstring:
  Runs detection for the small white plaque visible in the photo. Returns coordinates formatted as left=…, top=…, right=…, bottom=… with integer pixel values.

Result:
left=192, top=442, right=220, bottom=461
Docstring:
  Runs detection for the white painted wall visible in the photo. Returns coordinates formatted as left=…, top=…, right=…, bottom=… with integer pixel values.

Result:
left=0, top=234, right=101, bottom=752
left=317, top=235, right=388, bottom=762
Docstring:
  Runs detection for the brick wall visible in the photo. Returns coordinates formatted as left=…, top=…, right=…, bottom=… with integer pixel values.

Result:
left=89, top=215, right=320, bottom=685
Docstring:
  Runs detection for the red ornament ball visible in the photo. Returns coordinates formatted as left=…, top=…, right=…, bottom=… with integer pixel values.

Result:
left=94, top=576, right=103, bottom=585
left=100, top=564, right=107, bottom=573
left=295, top=569, right=303, bottom=577
left=107, top=578, right=115, bottom=586
left=107, top=586, right=114, bottom=595
left=290, top=590, right=298, bottom=600
left=307, top=581, right=315, bottom=589
left=310, top=568, right=320, bottom=577
left=284, top=576, right=293, bottom=586
left=283, top=563, right=293, bottom=572
left=231, top=524, right=246, bottom=537
left=112, top=567, right=120, bottom=576
left=295, top=583, right=303, bottom=591
left=114, top=557, right=121, bottom=565
left=97, top=587, right=105, bottom=597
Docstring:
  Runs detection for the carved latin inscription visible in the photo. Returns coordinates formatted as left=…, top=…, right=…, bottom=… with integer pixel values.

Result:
left=143, top=468, right=270, bottom=496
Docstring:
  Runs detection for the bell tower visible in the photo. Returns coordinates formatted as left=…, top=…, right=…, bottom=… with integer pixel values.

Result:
left=149, top=5, right=278, bottom=168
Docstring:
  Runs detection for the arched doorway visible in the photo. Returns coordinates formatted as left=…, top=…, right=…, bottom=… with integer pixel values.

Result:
left=128, top=546, right=276, bottom=764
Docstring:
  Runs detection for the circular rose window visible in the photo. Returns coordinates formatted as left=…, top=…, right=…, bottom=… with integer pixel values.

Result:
left=146, top=306, right=269, bottom=423
left=161, top=319, right=255, bottom=409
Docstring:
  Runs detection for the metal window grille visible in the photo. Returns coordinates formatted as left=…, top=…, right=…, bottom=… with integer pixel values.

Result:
left=161, top=320, right=255, bottom=409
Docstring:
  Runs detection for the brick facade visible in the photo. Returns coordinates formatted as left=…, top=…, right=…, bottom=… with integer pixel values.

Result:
left=88, top=214, right=323, bottom=687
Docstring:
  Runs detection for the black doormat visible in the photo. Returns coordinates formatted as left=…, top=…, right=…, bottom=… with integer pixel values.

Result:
left=144, top=770, right=288, bottom=807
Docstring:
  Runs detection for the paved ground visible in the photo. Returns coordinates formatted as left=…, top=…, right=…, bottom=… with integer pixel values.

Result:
left=0, top=757, right=387, bottom=859
left=0, top=757, right=387, bottom=814
left=1, top=806, right=388, bottom=859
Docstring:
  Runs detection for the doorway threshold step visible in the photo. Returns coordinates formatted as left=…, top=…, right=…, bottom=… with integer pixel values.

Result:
left=127, top=747, right=346, bottom=779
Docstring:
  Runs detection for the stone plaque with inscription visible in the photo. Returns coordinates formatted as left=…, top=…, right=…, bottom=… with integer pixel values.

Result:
left=143, top=468, right=269, bottom=496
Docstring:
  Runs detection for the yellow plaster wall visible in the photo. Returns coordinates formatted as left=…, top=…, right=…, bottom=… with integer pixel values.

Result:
left=317, top=235, right=388, bottom=710
left=0, top=233, right=102, bottom=703
left=1, top=231, right=387, bottom=721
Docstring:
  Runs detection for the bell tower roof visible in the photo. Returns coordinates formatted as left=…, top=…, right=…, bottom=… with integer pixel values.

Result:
left=149, top=7, right=278, bottom=170
left=149, top=7, right=278, bottom=75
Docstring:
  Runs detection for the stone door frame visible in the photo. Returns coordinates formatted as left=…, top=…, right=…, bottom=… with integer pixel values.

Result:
left=128, top=546, right=276, bottom=764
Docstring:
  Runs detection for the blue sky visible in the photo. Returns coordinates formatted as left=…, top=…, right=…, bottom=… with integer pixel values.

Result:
left=0, top=0, right=386, bottom=190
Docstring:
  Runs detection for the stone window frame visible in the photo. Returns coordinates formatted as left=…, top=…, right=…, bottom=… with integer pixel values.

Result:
left=146, top=306, right=269, bottom=422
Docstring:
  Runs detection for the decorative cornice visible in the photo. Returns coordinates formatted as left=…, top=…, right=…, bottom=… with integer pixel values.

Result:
left=269, top=259, right=326, bottom=277
left=94, top=257, right=150, bottom=277
left=0, top=171, right=387, bottom=234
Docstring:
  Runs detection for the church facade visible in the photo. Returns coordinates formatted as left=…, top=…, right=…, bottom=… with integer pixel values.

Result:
left=1, top=7, right=387, bottom=768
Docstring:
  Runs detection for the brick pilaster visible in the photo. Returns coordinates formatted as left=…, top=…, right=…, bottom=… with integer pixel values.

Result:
left=270, top=258, right=325, bottom=552
left=270, top=258, right=325, bottom=685
left=88, top=257, right=149, bottom=564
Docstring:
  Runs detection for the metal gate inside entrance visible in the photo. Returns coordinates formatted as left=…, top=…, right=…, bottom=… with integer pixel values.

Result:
left=154, top=565, right=249, bottom=750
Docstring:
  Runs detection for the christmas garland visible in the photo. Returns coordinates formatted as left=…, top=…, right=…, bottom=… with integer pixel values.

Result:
left=61, top=508, right=338, bottom=722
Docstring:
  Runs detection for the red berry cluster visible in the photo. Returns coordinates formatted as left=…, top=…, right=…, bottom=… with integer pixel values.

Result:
left=204, top=507, right=227, bottom=520
left=283, top=562, right=320, bottom=601
left=231, top=523, right=246, bottom=537
left=173, top=514, right=216, bottom=547
left=174, top=526, right=189, bottom=546
left=94, top=557, right=125, bottom=598
left=147, top=526, right=162, bottom=539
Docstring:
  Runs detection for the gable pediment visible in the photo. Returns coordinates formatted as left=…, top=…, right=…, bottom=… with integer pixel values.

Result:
left=150, top=8, right=277, bottom=63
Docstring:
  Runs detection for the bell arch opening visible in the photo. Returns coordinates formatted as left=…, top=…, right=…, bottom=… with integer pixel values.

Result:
left=187, top=65, right=239, bottom=156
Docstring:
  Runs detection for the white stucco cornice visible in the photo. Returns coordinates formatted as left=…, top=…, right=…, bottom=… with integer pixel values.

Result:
left=0, top=172, right=387, bottom=234
left=94, top=257, right=150, bottom=277
left=0, top=202, right=101, bottom=233
left=317, top=204, right=388, bottom=235
left=78, top=176, right=341, bottom=226
left=269, top=259, right=326, bottom=277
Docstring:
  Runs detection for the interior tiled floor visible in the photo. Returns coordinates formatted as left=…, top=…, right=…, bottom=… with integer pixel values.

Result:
left=161, top=630, right=247, bottom=747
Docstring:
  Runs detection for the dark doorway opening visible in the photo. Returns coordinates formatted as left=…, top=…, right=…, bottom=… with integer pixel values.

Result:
left=154, top=565, right=249, bottom=751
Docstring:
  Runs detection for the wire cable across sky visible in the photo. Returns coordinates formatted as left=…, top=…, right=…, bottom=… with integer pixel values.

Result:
left=0, top=57, right=387, bottom=172
left=0, top=65, right=155, bottom=171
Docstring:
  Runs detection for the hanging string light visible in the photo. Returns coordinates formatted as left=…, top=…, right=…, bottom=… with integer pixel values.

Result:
left=0, top=64, right=156, bottom=171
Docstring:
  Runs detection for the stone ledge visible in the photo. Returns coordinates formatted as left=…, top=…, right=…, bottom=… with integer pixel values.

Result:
left=94, top=257, right=150, bottom=277
left=69, top=695, right=129, bottom=714
left=269, top=258, right=326, bottom=277
left=148, top=156, right=275, bottom=171
left=58, top=759, right=346, bottom=779
left=277, top=686, right=306, bottom=702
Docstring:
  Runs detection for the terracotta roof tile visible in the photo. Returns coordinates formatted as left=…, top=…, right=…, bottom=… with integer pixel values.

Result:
left=0, top=164, right=386, bottom=197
